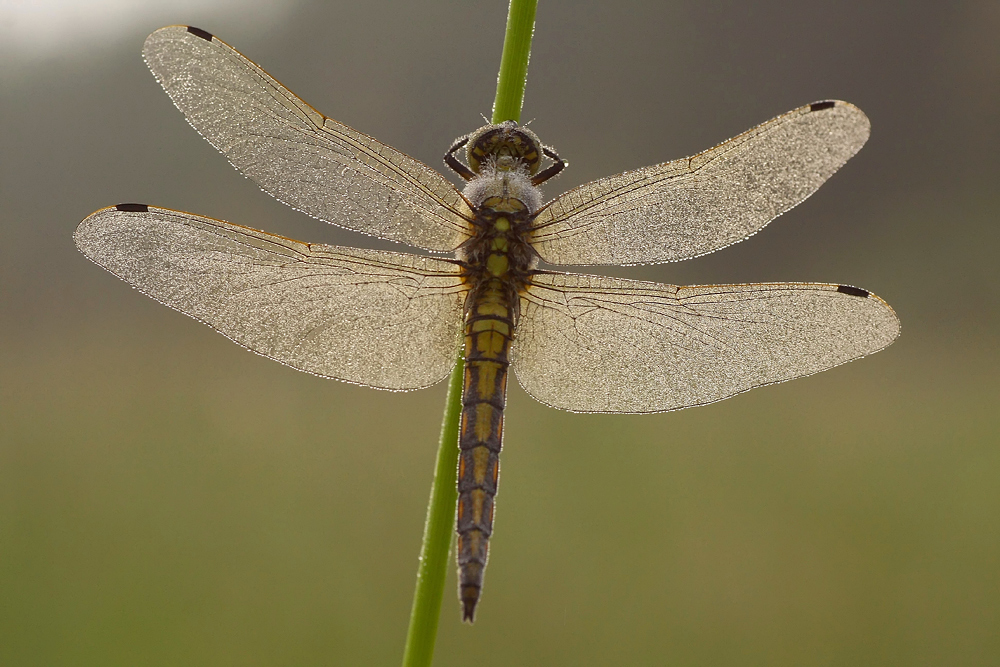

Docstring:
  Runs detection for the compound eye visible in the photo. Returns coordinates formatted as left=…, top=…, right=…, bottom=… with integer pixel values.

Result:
left=511, top=131, right=542, bottom=175
left=466, top=128, right=502, bottom=173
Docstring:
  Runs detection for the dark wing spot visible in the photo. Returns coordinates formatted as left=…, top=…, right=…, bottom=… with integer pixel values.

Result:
left=186, top=26, right=214, bottom=41
left=810, top=101, right=836, bottom=112
left=115, top=203, right=149, bottom=212
left=837, top=284, right=870, bottom=298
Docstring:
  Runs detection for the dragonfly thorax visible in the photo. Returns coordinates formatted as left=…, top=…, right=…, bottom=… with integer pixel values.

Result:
left=462, top=166, right=542, bottom=213
left=456, top=190, right=538, bottom=276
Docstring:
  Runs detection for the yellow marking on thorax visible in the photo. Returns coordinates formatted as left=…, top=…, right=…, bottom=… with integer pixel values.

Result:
left=486, top=253, right=509, bottom=276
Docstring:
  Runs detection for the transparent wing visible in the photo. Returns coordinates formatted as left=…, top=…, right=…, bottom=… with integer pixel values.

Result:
left=142, top=25, right=473, bottom=252
left=75, top=205, right=466, bottom=390
left=531, top=101, right=870, bottom=265
left=513, top=272, right=899, bottom=413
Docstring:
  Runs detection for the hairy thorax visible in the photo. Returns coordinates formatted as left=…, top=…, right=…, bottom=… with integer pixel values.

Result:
left=457, top=165, right=541, bottom=310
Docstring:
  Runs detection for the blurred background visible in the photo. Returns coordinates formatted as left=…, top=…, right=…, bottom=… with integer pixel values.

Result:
left=1, top=1, right=997, bottom=664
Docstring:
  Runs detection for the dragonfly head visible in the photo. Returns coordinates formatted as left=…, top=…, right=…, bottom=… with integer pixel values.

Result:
left=467, top=121, right=543, bottom=176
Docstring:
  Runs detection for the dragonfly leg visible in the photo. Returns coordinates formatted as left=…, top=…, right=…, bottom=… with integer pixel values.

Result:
left=445, top=136, right=476, bottom=181
left=530, top=146, right=566, bottom=185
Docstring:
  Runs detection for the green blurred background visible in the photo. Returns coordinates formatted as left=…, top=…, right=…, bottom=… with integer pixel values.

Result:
left=2, top=1, right=998, bottom=665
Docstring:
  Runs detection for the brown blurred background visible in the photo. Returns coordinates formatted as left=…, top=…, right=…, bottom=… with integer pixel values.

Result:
left=1, top=1, right=998, bottom=665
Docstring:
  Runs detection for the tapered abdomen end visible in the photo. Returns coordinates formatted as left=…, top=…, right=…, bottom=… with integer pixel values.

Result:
left=461, top=587, right=479, bottom=623
left=458, top=549, right=487, bottom=623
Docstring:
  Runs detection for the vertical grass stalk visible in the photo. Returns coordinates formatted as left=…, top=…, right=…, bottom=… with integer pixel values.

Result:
left=401, top=1, right=537, bottom=666
left=401, top=358, right=464, bottom=667
left=493, top=0, right=537, bottom=124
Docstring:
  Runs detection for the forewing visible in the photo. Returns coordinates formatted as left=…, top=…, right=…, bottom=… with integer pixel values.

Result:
left=513, top=272, right=899, bottom=413
left=142, top=25, right=472, bottom=252
left=531, top=101, right=870, bottom=265
left=75, top=205, right=466, bottom=390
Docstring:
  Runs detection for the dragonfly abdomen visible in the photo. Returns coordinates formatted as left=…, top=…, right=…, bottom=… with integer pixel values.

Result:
left=455, top=187, right=537, bottom=622
left=457, top=276, right=513, bottom=622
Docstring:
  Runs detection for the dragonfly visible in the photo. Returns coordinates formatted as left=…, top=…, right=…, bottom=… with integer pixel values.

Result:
left=75, top=25, right=900, bottom=622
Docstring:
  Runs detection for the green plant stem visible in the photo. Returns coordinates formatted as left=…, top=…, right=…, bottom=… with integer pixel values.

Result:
left=493, top=0, right=538, bottom=124
left=401, top=2, right=537, bottom=666
left=401, top=357, right=463, bottom=667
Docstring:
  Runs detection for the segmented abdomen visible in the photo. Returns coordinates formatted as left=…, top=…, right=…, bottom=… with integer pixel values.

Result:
left=457, top=276, right=513, bottom=622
